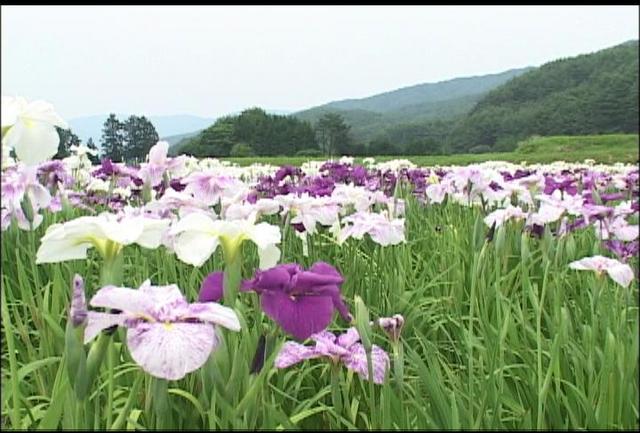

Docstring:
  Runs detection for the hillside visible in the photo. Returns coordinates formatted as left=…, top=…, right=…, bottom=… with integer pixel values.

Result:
left=164, top=130, right=201, bottom=147
left=293, top=67, right=533, bottom=143
left=449, top=41, right=639, bottom=152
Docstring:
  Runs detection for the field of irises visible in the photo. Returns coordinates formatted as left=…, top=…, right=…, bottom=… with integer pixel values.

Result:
left=2, top=100, right=639, bottom=430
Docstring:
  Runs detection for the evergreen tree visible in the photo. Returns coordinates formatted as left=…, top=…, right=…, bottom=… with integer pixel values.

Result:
left=55, top=127, right=81, bottom=159
left=100, top=114, right=125, bottom=162
left=315, top=113, right=352, bottom=157
left=122, top=115, right=160, bottom=162
left=86, top=137, right=100, bottom=164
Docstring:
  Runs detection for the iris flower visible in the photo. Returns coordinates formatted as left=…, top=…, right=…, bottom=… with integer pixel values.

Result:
left=138, top=141, right=186, bottom=187
left=181, top=170, right=248, bottom=206
left=84, top=280, right=241, bottom=380
left=1, top=164, right=51, bottom=230
left=36, top=211, right=170, bottom=263
left=169, top=212, right=281, bottom=269
left=201, top=262, right=351, bottom=340
left=484, top=205, right=527, bottom=228
left=2, top=96, right=68, bottom=166
left=275, top=328, right=389, bottom=384
left=568, top=255, right=635, bottom=288
left=337, top=211, right=405, bottom=246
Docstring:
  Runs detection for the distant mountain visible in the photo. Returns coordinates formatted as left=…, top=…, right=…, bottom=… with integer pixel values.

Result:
left=449, top=40, right=639, bottom=152
left=163, top=130, right=201, bottom=147
left=292, top=67, right=533, bottom=143
left=68, top=114, right=216, bottom=143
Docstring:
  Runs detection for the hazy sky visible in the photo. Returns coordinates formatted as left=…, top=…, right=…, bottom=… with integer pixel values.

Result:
left=2, top=5, right=638, bottom=119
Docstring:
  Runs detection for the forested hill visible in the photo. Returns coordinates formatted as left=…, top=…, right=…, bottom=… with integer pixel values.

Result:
left=293, top=67, right=532, bottom=143
left=170, top=40, right=639, bottom=158
left=449, top=40, right=639, bottom=152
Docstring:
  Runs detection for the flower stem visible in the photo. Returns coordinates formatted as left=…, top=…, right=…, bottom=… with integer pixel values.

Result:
left=222, top=247, right=242, bottom=307
left=330, top=362, right=343, bottom=417
left=392, top=341, right=404, bottom=395
left=151, top=377, right=170, bottom=429
left=100, top=249, right=124, bottom=286
left=365, top=347, right=377, bottom=428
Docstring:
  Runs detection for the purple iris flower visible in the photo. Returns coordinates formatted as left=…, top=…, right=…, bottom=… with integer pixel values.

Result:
left=274, top=165, right=302, bottom=183
left=544, top=176, right=577, bottom=196
left=169, top=178, right=186, bottom=192
left=603, top=240, right=639, bottom=263
left=275, top=327, right=390, bottom=384
left=489, top=181, right=503, bottom=191
left=199, top=262, right=352, bottom=340
left=600, top=192, right=625, bottom=203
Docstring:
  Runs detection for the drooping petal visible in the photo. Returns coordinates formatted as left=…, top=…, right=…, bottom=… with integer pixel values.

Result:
left=261, top=291, right=334, bottom=341
left=28, top=183, right=52, bottom=210
left=606, top=264, right=635, bottom=288
left=248, top=222, right=281, bottom=250
left=568, top=257, right=598, bottom=271
left=309, top=284, right=352, bottom=322
left=274, top=341, right=321, bottom=368
left=183, top=302, right=241, bottom=332
left=258, top=244, right=281, bottom=270
left=35, top=234, right=93, bottom=263
left=173, top=229, right=220, bottom=267
left=199, top=272, right=224, bottom=302
left=126, top=322, right=217, bottom=381
left=171, top=212, right=220, bottom=267
left=35, top=216, right=108, bottom=263
left=136, top=218, right=171, bottom=249
left=84, top=311, right=127, bottom=344
left=6, top=118, right=59, bottom=166
left=342, top=343, right=390, bottom=385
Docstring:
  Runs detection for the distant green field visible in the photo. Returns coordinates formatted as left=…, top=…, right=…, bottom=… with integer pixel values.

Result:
left=222, top=134, right=639, bottom=167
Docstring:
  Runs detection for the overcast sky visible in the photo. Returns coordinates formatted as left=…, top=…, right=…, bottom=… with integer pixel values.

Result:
left=2, top=5, right=638, bottom=119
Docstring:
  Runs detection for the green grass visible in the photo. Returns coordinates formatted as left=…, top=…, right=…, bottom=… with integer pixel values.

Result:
left=221, top=134, right=639, bottom=167
left=1, top=188, right=638, bottom=429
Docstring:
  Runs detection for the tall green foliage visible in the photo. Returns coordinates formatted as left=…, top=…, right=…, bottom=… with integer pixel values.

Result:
left=122, top=115, right=160, bottom=162
left=100, top=114, right=160, bottom=162
left=449, top=41, right=639, bottom=152
left=85, top=138, right=100, bottom=164
left=316, top=113, right=352, bottom=156
left=55, top=127, right=81, bottom=159
left=100, top=114, right=125, bottom=162
left=176, top=108, right=317, bottom=157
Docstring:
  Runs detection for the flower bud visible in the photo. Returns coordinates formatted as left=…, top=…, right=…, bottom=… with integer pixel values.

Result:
left=377, top=314, right=405, bottom=343
left=70, top=274, right=87, bottom=327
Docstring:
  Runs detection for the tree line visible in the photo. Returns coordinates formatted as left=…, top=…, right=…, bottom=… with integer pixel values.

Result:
left=53, top=114, right=160, bottom=164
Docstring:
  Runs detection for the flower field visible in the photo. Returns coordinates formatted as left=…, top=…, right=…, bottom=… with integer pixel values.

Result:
left=1, top=99, right=639, bottom=430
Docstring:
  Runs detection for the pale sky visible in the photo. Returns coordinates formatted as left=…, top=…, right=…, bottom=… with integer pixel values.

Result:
left=2, top=5, right=638, bottom=119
